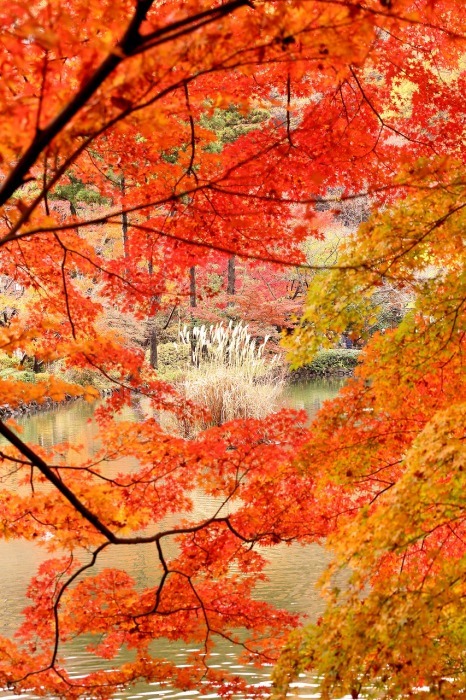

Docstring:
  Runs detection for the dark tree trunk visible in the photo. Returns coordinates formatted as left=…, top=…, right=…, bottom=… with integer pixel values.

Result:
left=189, top=267, right=197, bottom=365
left=120, top=175, right=129, bottom=261
left=227, top=255, right=236, bottom=297
left=189, top=266, right=197, bottom=307
left=149, top=326, right=158, bottom=370
left=33, top=356, right=44, bottom=373
left=147, top=258, right=159, bottom=370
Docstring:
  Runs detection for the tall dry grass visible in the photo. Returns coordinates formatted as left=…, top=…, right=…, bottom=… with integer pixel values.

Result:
left=171, top=322, right=283, bottom=434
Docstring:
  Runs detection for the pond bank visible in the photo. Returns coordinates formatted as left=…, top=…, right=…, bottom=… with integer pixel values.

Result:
left=287, top=348, right=360, bottom=382
left=0, top=348, right=359, bottom=420
left=0, top=393, right=83, bottom=420
left=0, top=361, right=113, bottom=420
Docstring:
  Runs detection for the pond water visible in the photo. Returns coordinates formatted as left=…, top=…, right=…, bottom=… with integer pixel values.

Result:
left=0, top=379, right=345, bottom=700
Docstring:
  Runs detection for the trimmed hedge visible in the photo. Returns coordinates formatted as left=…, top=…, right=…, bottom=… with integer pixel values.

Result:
left=290, top=349, right=360, bottom=379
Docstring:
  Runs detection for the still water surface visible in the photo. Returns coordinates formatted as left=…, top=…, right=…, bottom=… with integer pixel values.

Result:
left=0, top=379, right=345, bottom=699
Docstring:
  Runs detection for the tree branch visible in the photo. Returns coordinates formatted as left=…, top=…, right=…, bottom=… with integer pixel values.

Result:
left=0, top=0, right=155, bottom=207
left=0, top=419, right=118, bottom=542
left=0, top=0, right=252, bottom=208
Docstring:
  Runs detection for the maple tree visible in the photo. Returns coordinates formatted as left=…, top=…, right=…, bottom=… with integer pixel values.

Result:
left=0, top=0, right=466, bottom=698
left=274, top=162, right=466, bottom=697
left=178, top=257, right=304, bottom=346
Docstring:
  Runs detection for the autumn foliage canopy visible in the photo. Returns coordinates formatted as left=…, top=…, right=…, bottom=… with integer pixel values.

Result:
left=0, top=0, right=465, bottom=698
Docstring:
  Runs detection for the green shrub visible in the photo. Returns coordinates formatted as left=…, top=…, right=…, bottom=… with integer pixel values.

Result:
left=155, top=342, right=190, bottom=376
left=295, top=349, right=360, bottom=376
left=0, top=352, right=20, bottom=371
left=35, top=372, right=52, bottom=382
left=0, top=368, right=17, bottom=379
left=12, top=370, right=37, bottom=383
left=0, top=368, right=37, bottom=382
left=62, top=367, right=112, bottom=392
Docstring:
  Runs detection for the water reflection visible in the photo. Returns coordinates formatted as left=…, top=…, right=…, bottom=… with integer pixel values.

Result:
left=0, top=379, right=344, bottom=699
left=282, top=378, right=346, bottom=421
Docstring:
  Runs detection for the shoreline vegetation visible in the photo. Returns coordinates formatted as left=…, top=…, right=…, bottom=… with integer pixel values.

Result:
left=288, top=348, right=360, bottom=381
left=0, top=354, right=113, bottom=419
left=0, top=345, right=359, bottom=420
